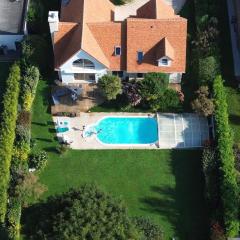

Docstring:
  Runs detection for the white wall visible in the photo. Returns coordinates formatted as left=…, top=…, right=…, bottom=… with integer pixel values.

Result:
left=169, top=73, right=182, bottom=83
left=0, top=35, right=24, bottom=50
left=59, top=50, right=108, bottom=84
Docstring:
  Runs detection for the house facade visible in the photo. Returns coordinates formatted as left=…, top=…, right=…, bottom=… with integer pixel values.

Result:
left=49, top=0, right=187, bottom=85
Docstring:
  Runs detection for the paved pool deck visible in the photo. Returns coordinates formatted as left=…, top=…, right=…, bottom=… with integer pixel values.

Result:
left=53, top=112, right=158, bottom=150
left=54, top=112, right=209, bottom=150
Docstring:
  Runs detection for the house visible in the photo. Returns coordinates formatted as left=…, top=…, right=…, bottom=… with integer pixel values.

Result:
left=49, top=0, right=187, bottom=86
left=0, top=0, right=28, bottom=55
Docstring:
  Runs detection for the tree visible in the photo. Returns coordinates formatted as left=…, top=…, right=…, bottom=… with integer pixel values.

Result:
left=198, top=56, right=220, bottom=85
left=139, top=73, right=169, bottom=101
left=24, top=185, right=140, bottom=240
left=191, top=86, right=214, bottom=116
left=149, top=88, right=181, bottom=112
left=98, top=74, right=122, bottom=100
left=123, top=81, right=142, bottom=106
left=133, top=217, right=163, bottom=240
left=14, top=172, right=47, bottom=207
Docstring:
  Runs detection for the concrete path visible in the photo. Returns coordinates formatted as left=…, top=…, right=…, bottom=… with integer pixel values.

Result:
left=227, top=0, right=240, bottom=79
left=114, top=0, right=186, bottom=21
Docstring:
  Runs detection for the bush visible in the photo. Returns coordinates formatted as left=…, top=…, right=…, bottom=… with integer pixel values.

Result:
left=133, top=217, right=163, bottom=240
left=213, top=76, right=239, bottom=236
left=123, top=81, right=142, bottom=106
left=139, top=73, right=169, bottom=101
left=198, top=56, right=220, bottom=86
left=56, top=144, right=69, bottom=155
left=0, top=63, right=20, bottom=223
left=6, top=197, right=21, bottom=240
left=149, top=88, right=181, bottom=112
left=21, top=66, right=40, bottom=111
left=29, top=151, right=48, bottom=171
left=191, top=86, right=214, bottom=116
left=98, top=74, right=122, bottom=100
left=17, top=111, right=31, bottom=127
left=202, top=146, right=220, bottom=210
left=15, top=125, right=30, bottom=144
left=25, top=185, right=140, bottom=239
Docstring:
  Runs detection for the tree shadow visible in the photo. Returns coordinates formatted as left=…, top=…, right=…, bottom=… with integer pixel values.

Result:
left=35, top=137, right=53, bottom=143
left=140, top=150, right=210, bottom=240
left=229, top=114, right=240, bottom=125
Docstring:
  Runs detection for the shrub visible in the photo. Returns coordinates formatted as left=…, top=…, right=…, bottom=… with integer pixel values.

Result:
left=56, top=144, right=69, bottom=155
left=198, top=56, right=220, bottom=86
left=123, top=81, right=142, bottom=106
left=133, top=217, right=163, bottom=240
left=29, top=151, right=48, bottom=171
left=210, top=222, right=226, bottom=240
left=15, top=125, right=30, bottom=144
left=0, top=63, right=20, bottom=223
left=14, top=172, right=47, bottom=207
left=6, top=197, right=21, bottom=240
left=17, top=111, right=31, bottom=127
left=213, top=75, right=239, bottom=236
left=25, top=185, right=140, bottom=239
left=149, top=88, right=181, bottom=112
left=139, top=73, right=169, bottom=101
left=202, top=147, right=220, bottom=210
left=99, top=74, right=122, bottom=100
left=21, top=66, right=40, bottom=111
left=191, top=86, right=214, bottom=116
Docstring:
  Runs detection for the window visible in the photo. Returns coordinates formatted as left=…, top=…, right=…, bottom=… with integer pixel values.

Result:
left=114, top=46, right=121, bottom=56
left=74, top=73, right=95, bottom=81
left=137, top=73, right=144, bottom=78
left=73, top=59, right=95, bottom=69
left=112, top=71, right=123, bottom=78
left=137, top=51, right=144, bottom=63
left=161, top=58, right=169, bottom=65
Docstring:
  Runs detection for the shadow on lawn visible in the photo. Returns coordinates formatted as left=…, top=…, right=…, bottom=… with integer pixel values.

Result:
left=229, top=114, right=240, bottom=125
left=140, top=150, right=210, bottom=240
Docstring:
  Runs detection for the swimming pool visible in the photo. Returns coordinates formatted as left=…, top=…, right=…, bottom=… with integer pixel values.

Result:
left=90, top=117, right=158, bottom=145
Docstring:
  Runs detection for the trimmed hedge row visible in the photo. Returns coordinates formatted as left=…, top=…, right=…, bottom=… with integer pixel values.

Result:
left=0, top=63, right=21, bottom=223
left=213, top=76, right=239, bottom=237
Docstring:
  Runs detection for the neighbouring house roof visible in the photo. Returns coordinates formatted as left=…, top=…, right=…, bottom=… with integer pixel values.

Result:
left=53, top=0, right=187, bottom=73
left=0, top=0, right=28, bottom=34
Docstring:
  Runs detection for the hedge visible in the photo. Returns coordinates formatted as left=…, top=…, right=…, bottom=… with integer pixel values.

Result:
left=213, top=75, right=239, bottom=237
left=6, top=65, right=40, bottom=239
left=0, top=63, right=20, bottom=223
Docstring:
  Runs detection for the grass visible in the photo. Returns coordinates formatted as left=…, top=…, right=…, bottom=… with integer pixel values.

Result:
left=27, top=79, right=210, bottom=240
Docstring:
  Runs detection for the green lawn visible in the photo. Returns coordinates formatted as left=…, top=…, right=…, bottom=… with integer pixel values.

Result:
left=27, top=79, right=210, bottom=240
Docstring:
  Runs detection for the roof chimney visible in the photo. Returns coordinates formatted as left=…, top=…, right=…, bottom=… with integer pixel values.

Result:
left=48, top=11, right=59, bottom=42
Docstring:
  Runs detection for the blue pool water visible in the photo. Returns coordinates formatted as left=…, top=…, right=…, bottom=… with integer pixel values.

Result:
left=94, top=117, right=158, bottom=144
left=57, top=127, right=69, bottom=133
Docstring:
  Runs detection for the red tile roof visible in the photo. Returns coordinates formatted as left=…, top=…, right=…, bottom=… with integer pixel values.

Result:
left=53, top=0, right=187, bottom=73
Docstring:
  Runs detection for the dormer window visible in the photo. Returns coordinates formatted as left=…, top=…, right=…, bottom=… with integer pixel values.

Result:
left=157, top=57, right=171, bottom=67
left=161, top=58, right=169, bottom=65
left=114, top=46, right=121, bottom=56
left=137, top=51, right=144, bottom=63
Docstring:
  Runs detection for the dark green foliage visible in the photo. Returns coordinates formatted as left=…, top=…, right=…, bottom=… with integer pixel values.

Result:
left=29, top=151, right=48, bottom=171
left=191, top=86, right=214, bottom=116
left=149, top=88, right=181, bottom=112
left=0, top=63, right=20, bottom=223
left=99, top=74, right=122, bottom=100
left=6, top=197, right=21, bottom=240
left=198, top=56, right=220, bottom=85
left=139, top=73, right=169, bottom=101
left=15, top=125, right=30, bottom=144
left=24, top=185, right=140, bottom=239
left=17, top=111, right=31, bottom=127
left=202, top=147, right=220, bottom=211
left=133, top=217, right=163, bottom=240
left=213, top=76, right=239, bottom=236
